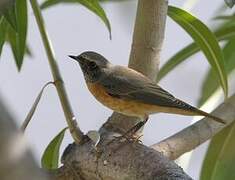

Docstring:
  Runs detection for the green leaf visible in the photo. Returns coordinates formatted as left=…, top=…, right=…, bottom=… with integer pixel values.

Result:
left=41, top=0, right=111, bottom=39
left=6, top=0, right=28, bottom=70
left=16, top=0, right=28, bottom=69
left=225, top=0, right=235, bottom=8
left=157, top=22, right=235, bottom=82
left=41, top=127, right=68, bottom=169
left=157, top=43, right=198, bottom=82
left=40, top=0, right=125, bottom=9
left=78, top=0, right=111, bottom=38
left=166, top=6, right=228, bottom=98
left=214, top=15, right=235, bottom=21
left=0, top=0, right=15, bottom=16
left=0, top=17, right=7, bottom=56
left=3, top=2, right=17, bottom=31
left=200, top=122, right=235, bottom=180
left=41, top=0, right=76, bottom=9
left=198, top=39, right=235, bottom=106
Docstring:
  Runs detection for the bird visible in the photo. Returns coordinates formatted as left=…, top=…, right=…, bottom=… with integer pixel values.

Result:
left=69, top=51, right=225, bottom=132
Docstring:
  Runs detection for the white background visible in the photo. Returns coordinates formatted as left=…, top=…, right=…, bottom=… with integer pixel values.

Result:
left=0, top=0, right=228, bottom=179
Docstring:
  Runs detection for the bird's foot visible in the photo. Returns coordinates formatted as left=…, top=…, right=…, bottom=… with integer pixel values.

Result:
left=107, top=121, right=147, bottom=146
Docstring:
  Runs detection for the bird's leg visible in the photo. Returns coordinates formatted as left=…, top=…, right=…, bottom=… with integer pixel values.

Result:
left=117, top=116, right=149, bottom=141
left=106, top=116, right=149, bottom=148
left=125, top=116, right=149, bottom=141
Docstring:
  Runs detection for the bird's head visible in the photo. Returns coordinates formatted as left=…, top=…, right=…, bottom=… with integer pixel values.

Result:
left=69, top=51, right=110, bottom=82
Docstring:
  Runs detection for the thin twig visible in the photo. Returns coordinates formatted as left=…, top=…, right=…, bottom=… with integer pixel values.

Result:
left=21, top=81, right=54, bottom=132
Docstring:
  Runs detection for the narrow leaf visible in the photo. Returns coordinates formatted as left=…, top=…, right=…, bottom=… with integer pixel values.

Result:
left=200, top=122, right=235, bottom=180
left=15, top=0, right=28, bottom=69
left=77, top=0, right=111, bottom=38
left=7, top=23, right=18, bottom=62
left=40, top=0, right=125, bottom=10
left=198, top=39, right=235, bottom=106
left=6, top=0, right=28, bottom=70
left=166, top=6, right=228, bottom=98
left=21, top=82, right=54, bottom=132
left=225, top=0, right=235, bottom=8
left=0, top=17, right=7, bottom=56
left=157, top=21, right=235, bottom=82
left=41, top=127, right=68, bottom=169
left=41, top=0, right=76, bottom=9
left=157, top=43, right=198, bottom=82
left=40, top=0, right=112, bottom=39
left=3, top=3, right=17, bottom=31
left=214, top=15, right=235, bottom=21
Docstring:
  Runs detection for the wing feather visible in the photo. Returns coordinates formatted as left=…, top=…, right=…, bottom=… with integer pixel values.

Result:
left=100, top=66, right=195, bottom=111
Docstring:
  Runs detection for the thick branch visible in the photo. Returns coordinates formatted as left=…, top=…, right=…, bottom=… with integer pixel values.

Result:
left=49, top=137, right=192, bottom=180
left=105, top=0, right=168, bottom=134
left=151, top=94, right=235, bottom=160
left=0, top=95, right=48, bottom=180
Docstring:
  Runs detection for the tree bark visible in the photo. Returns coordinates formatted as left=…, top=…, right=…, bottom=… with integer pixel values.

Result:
left=48, top=138, right=192, bottom=180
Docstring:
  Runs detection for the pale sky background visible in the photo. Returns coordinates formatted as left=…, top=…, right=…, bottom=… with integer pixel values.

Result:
left=0, top=0, right=229, bottom=179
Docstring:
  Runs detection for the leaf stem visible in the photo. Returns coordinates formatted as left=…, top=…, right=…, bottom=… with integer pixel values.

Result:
left=29, top=0, right=84, bottom=143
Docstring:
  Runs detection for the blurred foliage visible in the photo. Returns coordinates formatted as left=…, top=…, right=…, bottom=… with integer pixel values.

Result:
left=158, top=7, right=235, bottom=106
left=40, top=0, right=126, bottom=9
left=157, top=22, right=235, bottom=83
left=199, top=38, right=235, bottom=106
left=158, top=5, right=235, bottom=179
left=200, top=122, right=235, bottom=180
left=168, top=6, right=228, bottom=98
left=0, top=0, right=28, bottom=70
left=225, top=0, right=235, bottom=8
left=199, top=11, right=235, bottom=180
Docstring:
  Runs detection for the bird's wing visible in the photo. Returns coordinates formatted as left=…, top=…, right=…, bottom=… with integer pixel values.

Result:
left=100, top=66, right=195, bottom=111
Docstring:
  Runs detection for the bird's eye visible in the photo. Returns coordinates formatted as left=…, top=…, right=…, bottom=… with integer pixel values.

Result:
left=88, top=61, right=97, bottom=70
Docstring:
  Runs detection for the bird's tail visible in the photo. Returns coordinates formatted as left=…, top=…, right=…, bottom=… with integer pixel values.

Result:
left=191, top=108, right=226, bottom=124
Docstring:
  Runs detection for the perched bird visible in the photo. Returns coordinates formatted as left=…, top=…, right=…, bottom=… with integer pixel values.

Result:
left=69, top=51, right=225, bottom=128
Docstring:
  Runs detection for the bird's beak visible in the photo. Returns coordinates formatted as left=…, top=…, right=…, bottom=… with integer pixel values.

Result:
left=68, top=55, right=78, bottom=61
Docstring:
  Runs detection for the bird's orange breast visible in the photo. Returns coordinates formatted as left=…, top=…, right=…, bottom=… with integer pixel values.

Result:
left=86, top=82, right=161, bottom=118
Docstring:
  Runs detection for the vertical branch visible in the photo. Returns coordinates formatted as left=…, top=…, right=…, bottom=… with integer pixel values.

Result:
left=129, top=0, right=168, bottom=79
left=103, top=0, right=168, bottom=133
left=29, top=0, right=84, bottom=143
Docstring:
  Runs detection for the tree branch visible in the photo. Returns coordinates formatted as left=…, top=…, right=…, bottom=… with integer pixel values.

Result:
left=49, top=138, right=192, bottom=180
left=151, top=94, right=235, bottom=160
left=29, top=0, right=84, bottom=143
left=105, top=0, right=168, bottom=134
left=0, top=95, right=48, bottom=180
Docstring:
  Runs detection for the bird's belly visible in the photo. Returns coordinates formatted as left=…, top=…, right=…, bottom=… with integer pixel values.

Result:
left=86, top=82, right=158, bottom=118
